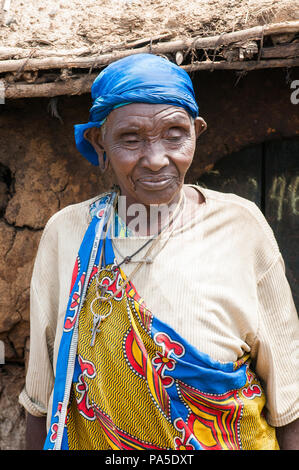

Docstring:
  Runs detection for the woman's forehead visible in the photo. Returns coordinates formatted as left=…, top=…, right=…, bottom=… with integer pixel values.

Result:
left=107, top=103, right=191, bottom=129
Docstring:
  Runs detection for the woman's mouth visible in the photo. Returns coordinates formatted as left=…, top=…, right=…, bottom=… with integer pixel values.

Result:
left=135, top=175, right=176, bottom=191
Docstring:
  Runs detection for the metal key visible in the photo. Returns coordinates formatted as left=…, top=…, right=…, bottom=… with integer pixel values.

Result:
left=90, top=313, right=102, bottom=347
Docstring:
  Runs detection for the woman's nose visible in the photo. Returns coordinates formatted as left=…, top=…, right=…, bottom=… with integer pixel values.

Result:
left=140, top=140, right=169, bottom=172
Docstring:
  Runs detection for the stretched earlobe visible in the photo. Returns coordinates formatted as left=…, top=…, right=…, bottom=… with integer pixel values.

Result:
left=194, top=117, right=207, bottom=138
left=98, top=151, right=110, bottom=173
left=84, top=127, right=108, bottom=173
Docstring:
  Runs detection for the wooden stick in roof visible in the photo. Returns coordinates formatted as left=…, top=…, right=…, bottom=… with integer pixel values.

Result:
left=0, top=21, right=298, bottom=74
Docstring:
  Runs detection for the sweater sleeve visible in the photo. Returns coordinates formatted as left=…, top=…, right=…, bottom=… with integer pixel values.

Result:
left=252, top=254, right=299, bottom=427
left=18, top=220, right=59, bottom=417
left=18, top=198, right=94, bottom=418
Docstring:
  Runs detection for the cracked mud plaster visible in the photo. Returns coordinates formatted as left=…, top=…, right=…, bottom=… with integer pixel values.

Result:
left=0, top=364, right=26, bottom=450
left=0, top=96, right=113, bottom=366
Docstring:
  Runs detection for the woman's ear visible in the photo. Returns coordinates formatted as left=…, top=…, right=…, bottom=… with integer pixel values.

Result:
left=84, top=127, right=109, bottom=173
left=194, top=117, right=207, bottom=139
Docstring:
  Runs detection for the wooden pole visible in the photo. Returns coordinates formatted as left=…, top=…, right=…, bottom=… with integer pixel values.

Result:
left=260, top=42, right=299, bottom=59
left=192, top=21, right=299, bottom=49
left=4, top=74, right=98, bottom=99
left=182, top=57, right=299, bottom=72
left=0, top=46, right=95, bottom=60
left=4, top=57, right=299, bottom=99
left=0, top=34, right=173, bottom=60
left=0, top=20, right=298, bottom=74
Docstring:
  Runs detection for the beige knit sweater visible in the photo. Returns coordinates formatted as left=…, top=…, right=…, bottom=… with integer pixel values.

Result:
left=19, top=185, right=299, bottom=431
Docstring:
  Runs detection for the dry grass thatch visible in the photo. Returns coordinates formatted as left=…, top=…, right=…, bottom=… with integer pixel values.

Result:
left=0, top=0, right=299, bottom=52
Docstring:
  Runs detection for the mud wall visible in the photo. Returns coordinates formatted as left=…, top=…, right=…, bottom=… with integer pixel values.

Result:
left=0, top=66, right=298, bottom=449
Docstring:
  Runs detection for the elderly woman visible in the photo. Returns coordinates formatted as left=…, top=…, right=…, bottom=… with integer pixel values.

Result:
left=20, top=54, right=299, bottom=450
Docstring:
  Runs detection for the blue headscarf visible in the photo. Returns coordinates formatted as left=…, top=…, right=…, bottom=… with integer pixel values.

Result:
left=74, top=53, right=199, bottom=165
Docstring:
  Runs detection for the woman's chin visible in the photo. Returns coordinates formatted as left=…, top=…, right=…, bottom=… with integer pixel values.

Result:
left=132, top=181, right=182, bottom=207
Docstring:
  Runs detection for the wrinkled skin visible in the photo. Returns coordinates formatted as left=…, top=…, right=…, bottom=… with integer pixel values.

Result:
left=85, top=103, right=207, bottom=208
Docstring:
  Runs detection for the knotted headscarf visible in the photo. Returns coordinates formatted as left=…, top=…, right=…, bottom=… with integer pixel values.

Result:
left=74, top=53, right=199, bottom=165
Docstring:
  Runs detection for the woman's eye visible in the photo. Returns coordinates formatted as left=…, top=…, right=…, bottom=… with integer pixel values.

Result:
left=123, top=135, right=140, bottom=144
left=168, top=127, right=186, bottom=136
left=165, top=129, right=184, bottom=141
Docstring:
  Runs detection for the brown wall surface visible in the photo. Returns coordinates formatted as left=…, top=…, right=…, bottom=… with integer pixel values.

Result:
left=0, top=66, right=298, bottom=449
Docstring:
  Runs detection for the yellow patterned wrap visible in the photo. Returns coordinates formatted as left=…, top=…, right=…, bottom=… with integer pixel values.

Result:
left=66, top=265, right=279, bottom=450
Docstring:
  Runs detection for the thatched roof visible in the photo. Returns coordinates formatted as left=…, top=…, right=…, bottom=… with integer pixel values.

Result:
left=1, top=0, right=299, bottom=99
left=1, top=0, right=299, bottom=51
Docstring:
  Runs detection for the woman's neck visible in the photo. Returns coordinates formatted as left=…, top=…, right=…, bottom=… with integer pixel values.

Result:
left=116, top=188, right=184, bottom=237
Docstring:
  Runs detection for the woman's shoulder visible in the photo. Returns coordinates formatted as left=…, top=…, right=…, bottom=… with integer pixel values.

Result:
left=192, top=184, right=268, bottom=225
left=192, top=183, right=258, bottom=211
left=199, top=185, right=282, bottom=275
left=190, top=184, right=280, bottom=257
left=38, top=192, right=110, bottom=248
left=46, top=192, right=109, bottom=230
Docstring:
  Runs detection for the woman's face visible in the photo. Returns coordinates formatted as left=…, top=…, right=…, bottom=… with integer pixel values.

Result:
left=89, top=103, right=206, bottom=207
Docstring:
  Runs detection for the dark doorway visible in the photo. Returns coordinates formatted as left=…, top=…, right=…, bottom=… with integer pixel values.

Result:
left=197, top=138, right=299, bottom=312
